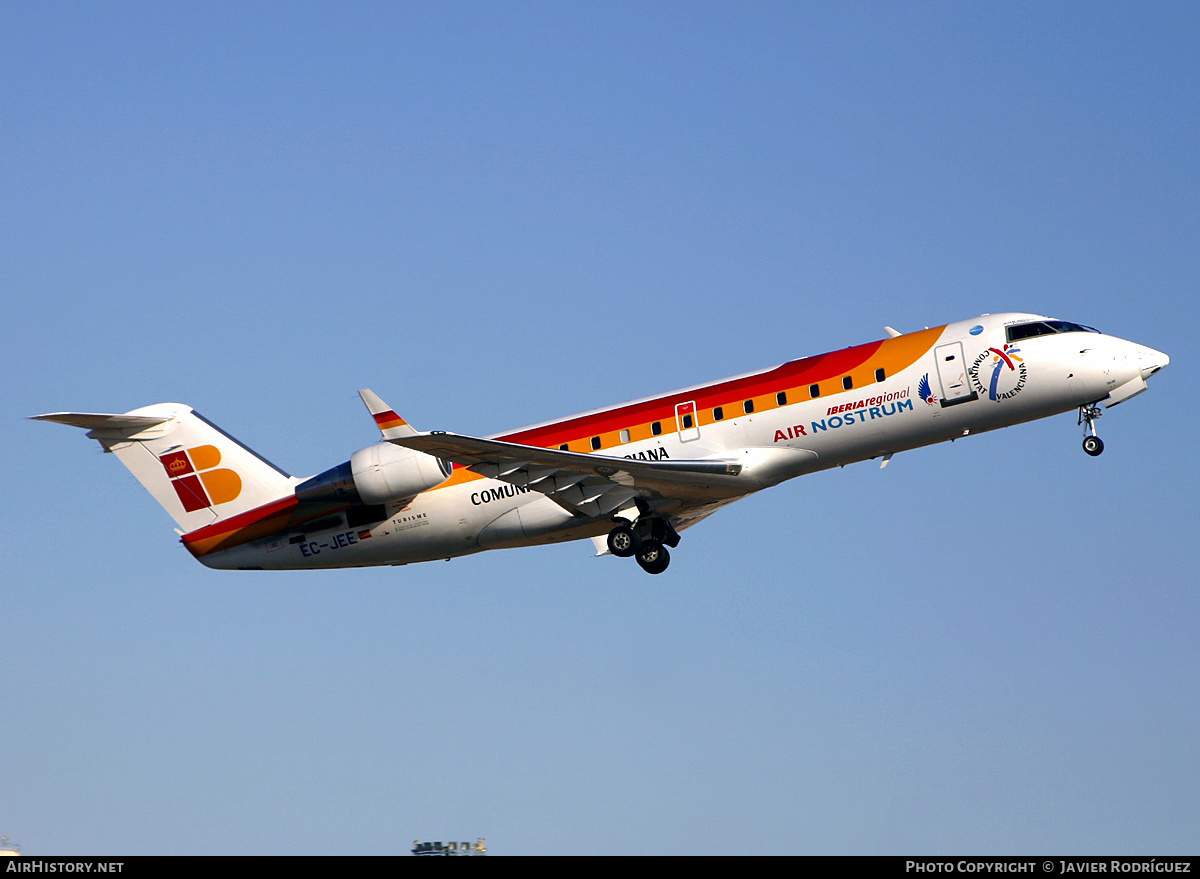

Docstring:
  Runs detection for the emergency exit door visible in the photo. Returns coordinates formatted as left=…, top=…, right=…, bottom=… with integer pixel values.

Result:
left=676, top=401, right=700, bottom=442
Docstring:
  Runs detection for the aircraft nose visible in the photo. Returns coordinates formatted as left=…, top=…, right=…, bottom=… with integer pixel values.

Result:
left=1136, top=345, right=1170, bottom=380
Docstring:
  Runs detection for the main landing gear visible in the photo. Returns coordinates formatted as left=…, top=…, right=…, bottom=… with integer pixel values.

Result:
left=606, top=514, right=681, bottom=575
left=1079, top=402, right=1105, bottom=457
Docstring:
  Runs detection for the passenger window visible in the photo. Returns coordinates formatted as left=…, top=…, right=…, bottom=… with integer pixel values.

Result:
left=682, top=413, right=694, bottom=429
left=776, top=391, right=787, bottom=406
left=744, top=400, right=754, bottom=414
left=652, top=421, right=662, bottom=436
left=875, top=368, right=886, bottom=382
left=713, top=406, right=724, bottom=421
left=809, top=384, right=820, bottom=398
left=619, top=429, right=630, bottom=444
left=842, top=376, right=853, bottom=390
left=559, top=444, right=569, bottom=451
left=590, top=436, right=601, bottom=450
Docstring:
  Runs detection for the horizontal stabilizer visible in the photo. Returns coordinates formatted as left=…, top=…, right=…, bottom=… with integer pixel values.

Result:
left=32, top=402, right=296, bottom=533
left=30, top=412, right=171, bottom=431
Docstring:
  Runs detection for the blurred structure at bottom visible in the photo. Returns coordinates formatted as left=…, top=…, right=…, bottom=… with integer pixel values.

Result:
left=412, top=838, right=486, bottom=856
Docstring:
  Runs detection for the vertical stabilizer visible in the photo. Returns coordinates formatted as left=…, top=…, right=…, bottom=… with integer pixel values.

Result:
left=33, top=404, right=297, bottom=532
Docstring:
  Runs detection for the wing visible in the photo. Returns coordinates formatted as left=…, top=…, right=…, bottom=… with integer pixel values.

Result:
left=389, top=431, right=752, bottom=520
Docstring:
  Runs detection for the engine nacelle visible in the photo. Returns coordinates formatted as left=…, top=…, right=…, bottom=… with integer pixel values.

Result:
left=295, top=442, right=453, bottom=507
left=350, top=442, right=453, bottom=504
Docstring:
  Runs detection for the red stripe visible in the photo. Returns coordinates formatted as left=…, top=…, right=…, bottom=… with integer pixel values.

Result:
left=501, top=341, right=882, bottom=446
left=373, top=411, right=404, bottom=427
left=182, top=494, right=298, bottom=546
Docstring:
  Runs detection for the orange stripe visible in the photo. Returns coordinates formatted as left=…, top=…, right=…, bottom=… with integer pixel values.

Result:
left=373, top=411, right=407, bottom=430
left=503, top=327, right=943, bottom=450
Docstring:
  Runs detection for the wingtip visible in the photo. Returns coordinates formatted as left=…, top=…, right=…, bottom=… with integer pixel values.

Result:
left=358, top=389, right=418, bottom=438
left=358, top=388, right=387, bottom=412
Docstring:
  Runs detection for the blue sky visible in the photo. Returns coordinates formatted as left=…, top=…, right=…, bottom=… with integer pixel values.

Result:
left=3, top=2, right=1196, bottom=855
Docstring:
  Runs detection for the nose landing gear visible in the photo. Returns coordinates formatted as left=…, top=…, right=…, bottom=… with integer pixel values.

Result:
left=606, top=513, right=680, bottom=574
left=1079, top=403, right=1105, bottom=456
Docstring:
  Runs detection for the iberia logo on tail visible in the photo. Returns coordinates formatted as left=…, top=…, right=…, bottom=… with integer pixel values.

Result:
left=159, top=445, right=242, bottom=512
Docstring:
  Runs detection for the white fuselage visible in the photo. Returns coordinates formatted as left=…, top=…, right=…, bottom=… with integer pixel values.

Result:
left=200, top=313, right=1167, bottom=570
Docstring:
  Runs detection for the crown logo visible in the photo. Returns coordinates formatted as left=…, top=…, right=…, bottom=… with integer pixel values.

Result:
left=168, top=458, right=188, bottom=473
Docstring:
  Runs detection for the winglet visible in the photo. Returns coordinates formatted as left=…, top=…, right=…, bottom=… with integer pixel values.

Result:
left=358, top=389, right=418, bottom=439
left=884, top=326, right=902, bottom=338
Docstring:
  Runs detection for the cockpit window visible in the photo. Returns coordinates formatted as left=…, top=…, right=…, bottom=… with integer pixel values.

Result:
left=1006, top=320, right=1099, bottom=343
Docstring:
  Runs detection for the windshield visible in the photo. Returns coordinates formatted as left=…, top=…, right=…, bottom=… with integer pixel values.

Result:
left=1006, top=320, right=1100, bottom=343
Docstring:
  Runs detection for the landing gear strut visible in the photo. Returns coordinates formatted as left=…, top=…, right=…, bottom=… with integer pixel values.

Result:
left=607, top=512, right=680, bottom=575
left=1079, top=403, right=1105, bottom=456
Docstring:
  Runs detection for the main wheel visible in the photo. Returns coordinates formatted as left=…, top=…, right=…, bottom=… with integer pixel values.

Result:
left=1083, top=435, right=1104, bottom=456
left=635, top=539, right=670, bottom=575
left=607, top=524, right=640, bottom=558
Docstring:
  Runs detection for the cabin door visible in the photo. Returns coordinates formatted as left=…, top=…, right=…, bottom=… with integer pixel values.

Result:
left=934, top=342, right=978, bottom=407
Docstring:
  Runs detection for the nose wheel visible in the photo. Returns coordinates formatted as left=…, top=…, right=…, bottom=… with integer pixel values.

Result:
left=1079, top=403, right=1105, bottom=456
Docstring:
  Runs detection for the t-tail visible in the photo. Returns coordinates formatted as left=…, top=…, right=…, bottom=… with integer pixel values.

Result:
left=32, top=404, right=297, bottom=533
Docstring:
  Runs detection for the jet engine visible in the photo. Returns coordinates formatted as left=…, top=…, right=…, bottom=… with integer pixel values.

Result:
left=295, top=442, right=453, bottom=506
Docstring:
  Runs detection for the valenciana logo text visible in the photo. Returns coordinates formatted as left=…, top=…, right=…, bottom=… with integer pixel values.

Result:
left=969, top=344, right=1027, bottom=401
